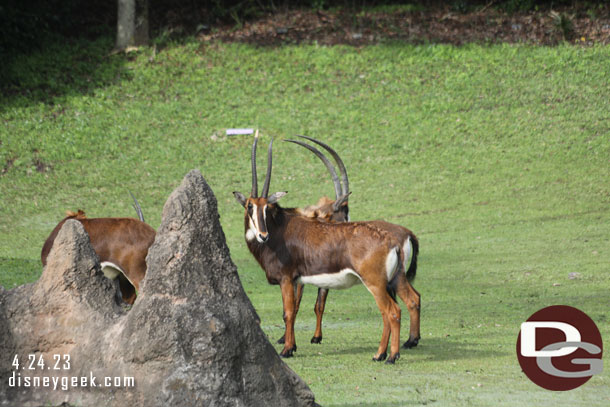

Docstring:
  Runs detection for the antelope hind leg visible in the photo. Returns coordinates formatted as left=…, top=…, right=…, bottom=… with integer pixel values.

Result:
left=311, top=288, right=329, bottom=344
left=396, top=272, right=421, bottom=349
left=367, top=283, right=401, bottom=363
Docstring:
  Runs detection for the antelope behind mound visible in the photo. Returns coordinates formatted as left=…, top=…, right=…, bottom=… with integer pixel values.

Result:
left=41, top=195, right=155, bottom=304
left=233, top=133, right=410, bottom=363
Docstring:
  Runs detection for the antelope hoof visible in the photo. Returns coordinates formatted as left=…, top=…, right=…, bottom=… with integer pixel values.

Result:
left=385, top=353, right=400, bottom=364
left=311, top=336, right=322, bottom=344
left=280, top=346, right=296, bottom=358
left=372, top=352, right=387, bottom=362
left=277, top=335, right=286, bottom=344
left=403, top=336, right=420, bottom=349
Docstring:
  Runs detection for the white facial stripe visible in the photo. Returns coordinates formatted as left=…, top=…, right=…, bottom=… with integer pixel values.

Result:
left=297, top=269, right=362, bottom=290
left=251, top=203, right=260, bottom=233
left=256, top=204, right=269, bottom=243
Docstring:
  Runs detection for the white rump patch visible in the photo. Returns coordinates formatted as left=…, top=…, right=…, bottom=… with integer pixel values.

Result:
left=385, top=248, right=399, bottom=281
left=402, top=237, right=412, bottom=269
left=100, top=261, right=134, bottom=287
left=100, top=261, right=122, bottom=280
left=298, top=269, right=362, bottom=290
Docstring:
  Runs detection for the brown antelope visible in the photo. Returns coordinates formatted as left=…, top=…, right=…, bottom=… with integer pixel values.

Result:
left=278, top=136, right=421, bottom=350
left=233, top=134, right=408, bottom=363
left=41, top=194, right=155, bottom=304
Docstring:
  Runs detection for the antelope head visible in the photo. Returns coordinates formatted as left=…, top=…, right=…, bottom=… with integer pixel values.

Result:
left=233, top=131, right=287, bottom=244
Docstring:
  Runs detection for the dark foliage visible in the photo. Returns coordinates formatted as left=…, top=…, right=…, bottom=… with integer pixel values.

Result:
left=148, top=1, right=590, bottom=32
left=0, top=0, right=114, bottom=55
left=0, top=0, right=606, bottom=74
left=0, top=1, right=601, bottom=52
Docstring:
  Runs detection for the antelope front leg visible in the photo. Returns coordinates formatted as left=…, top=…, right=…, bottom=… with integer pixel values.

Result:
left=277, top=282, right=304, bottom=344
left=279, top=278, right=298, bottom=357
left=311, top=288, right=329, bottom=344
left=295, top=282, right=304, bottom=314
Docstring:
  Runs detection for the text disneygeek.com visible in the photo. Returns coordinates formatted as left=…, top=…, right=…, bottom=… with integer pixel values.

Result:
left=8, top=371, right=135, bottom=391
left=8, top=354, right=135, bottom=390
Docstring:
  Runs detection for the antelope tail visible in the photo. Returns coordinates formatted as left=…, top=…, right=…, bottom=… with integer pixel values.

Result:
left=406, top=235, right=419, bottom=283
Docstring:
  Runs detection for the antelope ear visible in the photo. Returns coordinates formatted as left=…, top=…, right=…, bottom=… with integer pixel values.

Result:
left=233, top=191, right=247, bottom=207
left=267, top=191, right=287, bottom=204
left=332, top=192, right=351, bottom=211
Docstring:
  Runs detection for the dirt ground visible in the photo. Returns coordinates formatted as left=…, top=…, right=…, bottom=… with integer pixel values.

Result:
left=196, top=5, right=610, bottom=46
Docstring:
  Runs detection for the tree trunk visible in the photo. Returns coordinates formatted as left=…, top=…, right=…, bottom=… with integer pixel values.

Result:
left=115, top=0, right=149, bottom=51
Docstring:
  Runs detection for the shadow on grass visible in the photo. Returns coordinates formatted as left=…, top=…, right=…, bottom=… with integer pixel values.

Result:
left=326, top=403, right=415, bottom=407
left=0, top=34, right=128, bottom=111
left=294, top=336, right=508, bottom=362
left=405, top=336, right=509, bottom=361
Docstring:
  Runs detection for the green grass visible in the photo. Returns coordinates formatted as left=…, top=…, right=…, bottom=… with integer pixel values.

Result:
left=1, top=37, right=609, bottom=406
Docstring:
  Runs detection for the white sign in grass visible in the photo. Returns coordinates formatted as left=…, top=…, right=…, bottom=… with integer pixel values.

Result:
left=226, top=128, right=254, bottom=136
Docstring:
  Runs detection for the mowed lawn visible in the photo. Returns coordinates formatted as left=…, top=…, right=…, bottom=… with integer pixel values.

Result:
left=1, top=37, right=609, bottom=406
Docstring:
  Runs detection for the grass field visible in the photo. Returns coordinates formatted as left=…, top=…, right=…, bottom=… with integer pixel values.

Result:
left=1, top=36, right=609, bottom=406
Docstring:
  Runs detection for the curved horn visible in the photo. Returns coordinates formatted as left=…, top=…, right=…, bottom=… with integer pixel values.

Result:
left=261, top=138, right=274, bottom=198
left=251, top=130, right=259, bottom=197
left=295, top=135, right=349, bottom=196
left=285, top=139, right=342, bottom=200
left=128, top=190, right=145, bottom=222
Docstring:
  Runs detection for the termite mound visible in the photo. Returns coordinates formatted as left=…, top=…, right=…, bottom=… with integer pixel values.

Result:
left=0, top=170, right=317, bottom=407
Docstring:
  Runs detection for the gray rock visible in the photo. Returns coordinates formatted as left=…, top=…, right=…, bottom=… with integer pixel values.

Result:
left=0, top=170, right=317, bottom=407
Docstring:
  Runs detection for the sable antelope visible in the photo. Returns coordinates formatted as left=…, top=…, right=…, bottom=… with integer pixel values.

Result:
left=233, top=134, right=407, bottom=363
left=41, top=194, right=155, bottom=304
left=280, top=136, right=421, bottom=349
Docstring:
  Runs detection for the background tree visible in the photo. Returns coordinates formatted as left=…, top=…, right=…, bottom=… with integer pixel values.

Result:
left=116, top=0, right=149, bottom=51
